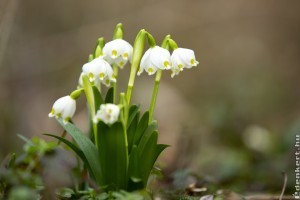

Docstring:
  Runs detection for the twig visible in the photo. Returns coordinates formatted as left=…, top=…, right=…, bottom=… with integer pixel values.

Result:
left=279, top=171, right=287, bottom=200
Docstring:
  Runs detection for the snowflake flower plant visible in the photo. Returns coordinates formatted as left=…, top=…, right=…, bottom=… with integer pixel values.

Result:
left=47, top=23, right=198, bottom=192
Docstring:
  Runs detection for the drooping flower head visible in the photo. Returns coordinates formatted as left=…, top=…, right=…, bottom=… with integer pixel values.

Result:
left=93, top=103, right=120, bottom=125
left=82, top=57, right=116, bottom=86
left=48, top=96, right=76, bottom=124
left=103, top=39, right=133, bottom=69
left=138, top=46, right=171, bottom=76
left=101, top=64, right=116, bottom=87
left=171, top=48, right=199, bottom=78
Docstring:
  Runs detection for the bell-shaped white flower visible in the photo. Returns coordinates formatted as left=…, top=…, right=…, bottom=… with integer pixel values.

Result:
left=101, top=64, right=116, bottom=87
left=103, top=39, right=133, bottom=69
left=171, top=48, right=199, bottom=78
left=93, top=103, right=120, bottom=125
left=138, top=46, right=171, bottom=76
left=48, top=96, right=76, bottom=124
left=82, top=57, right=116, bottom=86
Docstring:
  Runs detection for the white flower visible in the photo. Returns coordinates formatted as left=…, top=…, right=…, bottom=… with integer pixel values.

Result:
left=103, top=39, right=133, bottom=69
left=48, top=96, right=76, bottom=124
left=171, top=48, right=199, bottom=78
left=93, top=103, right=120, bottom=125
left=101, top=64, right=116, bottom=87
left=138, top=46, right=171, bottom=76
left=82, top=57, right=115, bottom=85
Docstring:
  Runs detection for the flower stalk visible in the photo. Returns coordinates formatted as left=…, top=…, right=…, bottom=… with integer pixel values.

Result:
left=126, top=30, right=156, bottom=104
left=82, top=74, right=99, bottom=148
left=112, top=24, right=123, bottom=103
left=119, top=92, right=129, bottom=161
left=148, top=35, right=172, bottom=124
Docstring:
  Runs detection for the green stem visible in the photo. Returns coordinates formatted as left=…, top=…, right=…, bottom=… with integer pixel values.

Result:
left=112, top=65, right=119, bottom=103
left=82, top=75, right=98, bottom=148
left=126, top=78, right=134, bottom=104
left=126, top=30, right=156, bottom=104
left=119, top=93, right=129, bottom=166
left=148, top=35, right=170, bottom=124
left=148, top=69, right=162, bottom=124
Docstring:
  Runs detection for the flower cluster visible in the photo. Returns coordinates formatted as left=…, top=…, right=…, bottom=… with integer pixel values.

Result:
left=138, top=47, right=198, bottom=77
left=49, top=25, right=198, bottom=125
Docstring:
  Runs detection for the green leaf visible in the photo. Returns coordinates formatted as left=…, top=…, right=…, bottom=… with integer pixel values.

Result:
left=105, top=87, right=114, bottom=103
left=155, top=144, right=169, bottom=159
left=127, top=106, right=140, bottom=153
left=92, top=85, right=103, bottom=110
left=136, top=121, right=158, bottom=156
left=127, top=146, right=144, bottom=191
left=139, top=131, right=158, bottom=185
left=97, top=121, right=128, bottom=190
left=56, top=188, right=75, bottom=199
left=43, top=133, right=92, bottom=176
left=56, top=118, right=103, bottom=184
left=8, top=153, right=16, bottom=168
left=133, top=111, right=150, bottom=146
left=17, top=134, right=33, bottom=146
left=127, top=105, right=140, bottom=129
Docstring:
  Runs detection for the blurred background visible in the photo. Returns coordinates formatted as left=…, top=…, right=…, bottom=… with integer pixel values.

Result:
left=1, top=0, right=300, bottom=194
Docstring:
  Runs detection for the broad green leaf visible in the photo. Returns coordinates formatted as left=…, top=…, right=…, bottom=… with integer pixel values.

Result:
left=97, top=121, right=128, bottom=190
left=139, top=131, right=158, bottom=185
left=127, top=105, right=140, bottom=129
left=56, top=118, right=102, bottom=184
left=155, top=144, right=169, bottom=160
left=43, top=133, right=92, bottom=177
left=92, top=85, right=103, bottom=110
left=105, top=87, right=114, bottom=103
left=133, top=111, right=149, bottom=146
left=127, top=146, right=144, bottom=191
left=127, top=106, right=140, bottom=153
left=136, top=121, right=158, bottom=156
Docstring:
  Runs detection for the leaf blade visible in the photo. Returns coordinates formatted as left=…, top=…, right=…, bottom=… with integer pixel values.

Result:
left=56, top=118, right=103, bottom=184
left=43, top=133, right=93, bottom=177
left=133, top=111, right=150, bottom=146
left=105, top=87, right=114, bottom=103
left=97, top=121, right=128, bottom=190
